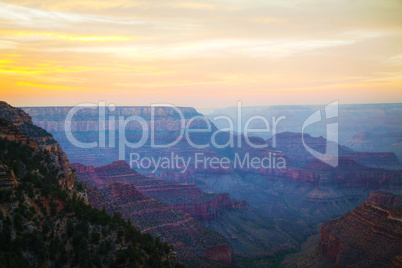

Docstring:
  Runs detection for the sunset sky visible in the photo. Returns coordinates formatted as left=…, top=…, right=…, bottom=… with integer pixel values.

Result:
left=0, top=0, right=401, bottom=109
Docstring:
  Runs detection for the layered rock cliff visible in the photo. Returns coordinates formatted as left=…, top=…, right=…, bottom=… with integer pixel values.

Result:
left=368, top=191, right=402, bottom=208
left=0, top=117, right=38, bottom=149
left=74, top=160, right=303, bottom=261
left=266, top=132, right=352, bottom=165
left=346, top=131, right=402, bottom=162
left=21, top=105, right=402, bottom=264
left=0, top=101, right=172, bottom=267
left=346, top=152, right=400, bottom=170
left=0, top=101, right=76, bottom=189
left=319, top=192, right=402, bottom=267
left=22, top=106, right=400, bottom=224
left=0, top=164, right=18, bottom=188
left=267, top=132, right=400, bottom=169
left=23, top=106, right=201, bottom=132
left=80, top=180, right=234, bottom=266
left=73, top=160, right=245, bottom=222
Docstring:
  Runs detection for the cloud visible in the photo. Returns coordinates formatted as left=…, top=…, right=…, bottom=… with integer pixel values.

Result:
left=0, top=0, right=401, bottom=107
left=0, top=30, right=137, bottom=42
left=0, top=2, right=144, bottom=30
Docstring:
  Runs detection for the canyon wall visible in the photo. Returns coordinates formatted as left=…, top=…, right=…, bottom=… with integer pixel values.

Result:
left=79, top=177, right=235, bottom=266
left=1, top=102, right=76, bottom=189
left=72, top=160, right=246, bottom=222
left=73, top=160, right=303, bottom=260
left=267, top=132, right=400, bottom=169
left=22, top=105, right=402, bottom=263
left=319, top=192, right=402, bottom=267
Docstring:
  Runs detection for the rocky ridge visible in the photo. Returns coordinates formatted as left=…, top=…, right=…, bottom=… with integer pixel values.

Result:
left=80, top=179, right=234, bottom=266
left=73, top=160, right=246, bottom=222
left=0, top=101, right=173, bottom=267
left=0, top=102, right=76, bottom=189
left=319, top=191, right=402, bottom=267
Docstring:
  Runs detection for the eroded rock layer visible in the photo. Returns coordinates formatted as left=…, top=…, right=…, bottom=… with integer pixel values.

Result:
left=0, top=101, right=76, bottom=189
left=80, top=180, right=234, bottom=266
left=319, top=192, right=402, bottom=267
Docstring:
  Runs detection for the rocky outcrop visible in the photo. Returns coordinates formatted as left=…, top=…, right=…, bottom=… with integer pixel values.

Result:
left=81, top=180, right=233, bottom=266
left=75, top=160, right=302, bottom=261
left=319, top=224, right=344, bottom=260
left=0, top=117, right=38, bottom=149
left=73, top=160, right=238, bottom=264
left=72, top=160, right=166, bottom=187
left=46, top=142, right=76, bottom=189
left=172, top=192, right=232, bottom=221
left=0, top=114, right=171, bottom=267
left=23, top=106, right=201, bottom=132
left=0, top=101, right=76, bottom=189
left=267, top=132, right=351, bottom=165
left=23, top=106, right=400, bottom=205
left=21, top=104, right=402, bottom=263
left=0, top=165, right=18, bottom=188
left=346, top=131, right=402, bottom=161
left=0, top=101, right=33, bottom=126
left=268, top=132, right=401, bottom=169
left=319, top=192, right=402, bottom=267
left=368, top=191, right=402, bottom=208
left=74, top=160, right=245, bottom=221
left=70, top=162, right=95, bottom=174
left=263, top=157, right=400, bottom=189
left=203, top=245, right=233, bottom=266
left=346, top=152, right=400, bottom=170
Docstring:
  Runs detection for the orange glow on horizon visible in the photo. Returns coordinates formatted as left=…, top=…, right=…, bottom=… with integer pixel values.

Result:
left=0, top=0, right=401, bottom=108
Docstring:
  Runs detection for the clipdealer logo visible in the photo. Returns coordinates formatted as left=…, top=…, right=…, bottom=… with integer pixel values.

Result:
left=64, top=101, right=338, bottom=171
left=302, top=101, right=339, bottom=167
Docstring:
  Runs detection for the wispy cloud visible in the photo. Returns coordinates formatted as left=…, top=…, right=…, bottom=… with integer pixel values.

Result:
left=0, top=0, right=401, bottom=107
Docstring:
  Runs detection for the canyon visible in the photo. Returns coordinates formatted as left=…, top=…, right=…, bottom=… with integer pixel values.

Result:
left=72, top=160, right=242, bottom=222
left=207, top=103, right=402, bottom=143
left=319, top=191, right=402, bottom=267
left=81, top=179, right=234, bottom=266
left=21, top=105, right=402, bottom=266
left=73, top=160, right=306, bottom=263
left=267, top=132, right=400, bottom=169
left=346, top=131, right=402, bottom=162
left=0, top=101, right=173, bottom=267
left=282, top=192, right=402, bottom=268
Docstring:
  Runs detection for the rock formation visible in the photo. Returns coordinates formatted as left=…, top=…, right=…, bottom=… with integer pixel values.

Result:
left=319, top=192, right=402, bottom=267
left=0, top=165, right=18, bottom=188
left=72, top=160, right=246, bottom=222
left=0, top=101, right=171, bottom=267
left=80, top=179, right=234, bottom=266
left=346, top=131, right=402, bottom=162
left=268, top=132, right=400, bottom=169
left=0, top=101, right=76, bottom=189
left=74, top=160, right=306, bottom=262
left=22, top=105, right=402, bottom=265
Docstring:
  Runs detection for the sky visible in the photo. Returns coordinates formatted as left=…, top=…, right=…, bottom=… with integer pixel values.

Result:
left=0, top=0, right=401, bottom=109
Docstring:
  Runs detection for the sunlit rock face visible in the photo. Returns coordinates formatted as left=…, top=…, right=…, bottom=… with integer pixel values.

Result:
left=0, top=101, right=76, bottom=190
left=0, top=164, right=18, bottom=189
